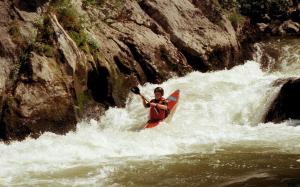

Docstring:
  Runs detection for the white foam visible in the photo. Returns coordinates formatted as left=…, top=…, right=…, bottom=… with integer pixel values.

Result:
left=1, top=61, right=300, bottom=185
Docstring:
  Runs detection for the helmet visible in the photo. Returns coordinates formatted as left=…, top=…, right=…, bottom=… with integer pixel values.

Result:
left=154, top=87, right=164, bottom=96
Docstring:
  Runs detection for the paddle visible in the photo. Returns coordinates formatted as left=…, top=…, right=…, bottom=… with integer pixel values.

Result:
left=130, top=86, right=141, bottom=95
left=130, top=86, right=149, bottom=103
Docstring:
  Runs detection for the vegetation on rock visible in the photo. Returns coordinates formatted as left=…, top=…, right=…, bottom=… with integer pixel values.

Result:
left=238, top=0, right=290, bottom=22
left=229, top=11, right=246, bottom=28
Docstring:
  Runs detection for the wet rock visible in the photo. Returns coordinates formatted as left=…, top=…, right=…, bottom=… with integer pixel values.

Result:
left=278, top=24, right=287, bottom=35
left=281, top=20, right=300, bottom=33
left=1, top=53, right=77, bottom=141
left=257, top=23, right=269, bottom=32
left=268, top=20, right=300, bottom=35
left=264, top=78, right=300, bottom=123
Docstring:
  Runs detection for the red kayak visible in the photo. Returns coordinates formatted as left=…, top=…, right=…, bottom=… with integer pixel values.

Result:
left=144, top=90, right=180, bottom=128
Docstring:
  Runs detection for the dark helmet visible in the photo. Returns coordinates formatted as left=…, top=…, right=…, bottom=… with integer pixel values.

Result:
left=154, top=87, right=164, bottom=96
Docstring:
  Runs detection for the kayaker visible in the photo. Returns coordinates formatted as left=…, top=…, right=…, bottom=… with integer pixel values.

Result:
left=141, top=87, right=169, bottom=122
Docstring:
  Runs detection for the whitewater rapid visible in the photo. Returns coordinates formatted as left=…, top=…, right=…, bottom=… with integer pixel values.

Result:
left=1, top=60, right=300, bottom=186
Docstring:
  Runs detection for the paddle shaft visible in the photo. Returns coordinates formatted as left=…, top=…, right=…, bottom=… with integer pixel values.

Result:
left=140, top=94, right=149, bottom=103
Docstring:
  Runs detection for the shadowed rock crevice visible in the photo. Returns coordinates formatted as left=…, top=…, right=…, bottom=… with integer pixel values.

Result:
left=159, top=46, right=189, bottom=76
left=0, top=102, right=9, bottom=141
left=87, top=66, right=115, bottom=106
left=138, top=1, right=172, bottom=33
left=113, top=55, right=132, bottom=75
left=208, top=46, right=238, bottom=69
left=18, top=47, right=34, bottom=83
left=13, top=0, right=49, bottom=12
left=122, top=39, right=159, bottom=83
left=179, top=48, right=209, bottom=72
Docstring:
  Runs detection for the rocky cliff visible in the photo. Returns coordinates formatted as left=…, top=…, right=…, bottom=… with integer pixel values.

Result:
left=0, top=0, right=270, bottom=141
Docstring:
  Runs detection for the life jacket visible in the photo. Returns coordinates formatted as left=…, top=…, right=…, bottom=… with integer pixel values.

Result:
left=149, top=98, right=168, bottom=121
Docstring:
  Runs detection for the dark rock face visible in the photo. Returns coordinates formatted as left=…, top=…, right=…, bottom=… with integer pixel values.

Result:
left=239, top=0, right=291, bottom=23
left=13, top=0, right=49, bottom=12
left=291, top=9, right=300, bottom=23
left=264, top=78, right=300, bottom=123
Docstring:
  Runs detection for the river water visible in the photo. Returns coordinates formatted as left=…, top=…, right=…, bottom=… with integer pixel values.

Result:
left=1, top=37, right=300, bottom=186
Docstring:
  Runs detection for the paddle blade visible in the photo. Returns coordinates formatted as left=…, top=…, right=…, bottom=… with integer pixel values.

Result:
left=130, top=87, right=140, bottom=95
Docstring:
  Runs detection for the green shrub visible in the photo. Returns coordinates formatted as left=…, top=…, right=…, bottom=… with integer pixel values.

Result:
left=229, top=11, right=246, bottom=28
left=41, top=44, right=54, bottom=57
left=49, top=0, right=84, bottom=32
left=57, top=6, right=84, bottom=32
left=68, top=31, right=88, bottom=48
left=33, top=42, right=54, bottom=57
left=77, top=92, right=90, bottom=113
left=32, top=16, right=56, bottom=57
left=35, top=16, right=55, bottom=44
left=88, top=38, right=100, bottom=51
left=8, top=25, right=21, bottom=37
left=48, top=0, right=101, bottom=54
left=82, top=0, right=97, bottom=6
left=8, top=24, right=28, bottom=47
left=50, top=0, right=71, bottom=8
left=211, top=0, right=222, bottom=8
left=219, top=0, right=239, bottom=10
left=49, top=0, right=90, bottom=51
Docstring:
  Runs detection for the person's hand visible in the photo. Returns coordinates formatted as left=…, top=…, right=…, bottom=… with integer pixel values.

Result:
left=150, top=103, right=157, bottom=107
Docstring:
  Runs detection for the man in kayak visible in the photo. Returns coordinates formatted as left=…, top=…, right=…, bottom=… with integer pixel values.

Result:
left=141, top=87, right=169, bottom=122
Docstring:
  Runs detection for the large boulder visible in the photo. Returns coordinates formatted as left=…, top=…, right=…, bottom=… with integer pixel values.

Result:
left=0, top=5, right=87, bottom=140
left=0, top=53, right=77, bottom=141
left=264, top=78, right=300, bottom=123
left=138, top=0, right=240, bottom=70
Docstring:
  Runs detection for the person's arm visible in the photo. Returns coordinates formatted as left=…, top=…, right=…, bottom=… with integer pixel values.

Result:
left=141, top=95, right=150, bottom=108
left=151, top=102, right=168, bottom=110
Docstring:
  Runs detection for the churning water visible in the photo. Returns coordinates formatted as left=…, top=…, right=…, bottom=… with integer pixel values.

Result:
left=1, top=37, right=300, bottom=186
